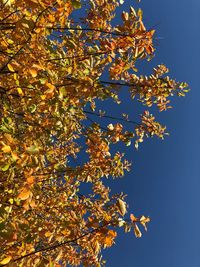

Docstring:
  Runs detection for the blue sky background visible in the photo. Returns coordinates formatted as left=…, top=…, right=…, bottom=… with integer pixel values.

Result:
left=98, top=0, right=200, bottom=266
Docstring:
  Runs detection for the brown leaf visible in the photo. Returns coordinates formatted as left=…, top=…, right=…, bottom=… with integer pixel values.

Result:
left=117, top=199, right=126, bottom=216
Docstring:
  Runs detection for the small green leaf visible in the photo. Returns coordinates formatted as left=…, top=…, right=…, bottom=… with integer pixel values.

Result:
left=29, top=104, right=37, bottom=113
left=71, top=0, right=81, bottom=9
left=39, top=78, right=47, bottom=84
left=125, top=140, right=131, bottom=146
left=26, top=144, right=40, bottom=154
left=1, top=164, right=10, bottom=171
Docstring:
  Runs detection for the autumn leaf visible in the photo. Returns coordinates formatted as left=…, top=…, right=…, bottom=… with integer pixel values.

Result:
left=93, top=241, right=100, bottom=254
left=26, top=144, right=40, bottom=154
left=140, top=215, right=150, bottom=231
left=0, top=0, right=188, bottom=265
left=107, top=123, right=114, bottom=131
left=0, top=256, right=12, bottom=265
left=71, top=0, right=81, bottom=9
left=29, top=68, right=38, bottom=77
left=18, top=188, right=31, bottom=200
left=11, top=152, right=19, bottom=161
left=117, top=199, right=126, bottom=216
left=7, top=64, right=14, bottom=72
left=134, top=223, right=142, bottom=238
left=130, top=213, right=138, bottom=223
left=27, top=176, right=35, bottom=185
left=1, top=144, right=11, bottom=153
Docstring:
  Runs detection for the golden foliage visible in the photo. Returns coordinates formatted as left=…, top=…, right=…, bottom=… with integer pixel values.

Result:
left=0, top=0, right=188, bottom=266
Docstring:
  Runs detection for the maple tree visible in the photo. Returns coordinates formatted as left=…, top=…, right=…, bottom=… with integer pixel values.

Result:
left=0, top=0, right=189, bottom=266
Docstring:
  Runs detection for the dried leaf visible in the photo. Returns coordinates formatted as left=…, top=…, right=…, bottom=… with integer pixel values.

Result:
left=134, top=224, right=142, bottom=238
left=117, top=199, right=126, bottom=216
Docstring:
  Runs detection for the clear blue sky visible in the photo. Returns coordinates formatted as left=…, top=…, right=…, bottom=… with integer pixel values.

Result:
left=100, top=1, right=200, bottom=266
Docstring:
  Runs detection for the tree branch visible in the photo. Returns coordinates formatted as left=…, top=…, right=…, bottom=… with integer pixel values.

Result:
left=10, top=221, right=111, bottom=264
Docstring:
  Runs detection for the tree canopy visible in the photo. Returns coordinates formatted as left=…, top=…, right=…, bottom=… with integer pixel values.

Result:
left=0, top=0, right=188, bottom=266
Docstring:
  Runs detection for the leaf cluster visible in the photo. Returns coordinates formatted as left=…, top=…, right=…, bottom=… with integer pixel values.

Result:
left=0, top=0, right=188, bottom=266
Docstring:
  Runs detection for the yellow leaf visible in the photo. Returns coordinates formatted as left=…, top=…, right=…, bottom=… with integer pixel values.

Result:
left=137, top=8, right=143, bottom=20
left=93, top=241, right=100, bottom=254
left=104, top=214, right=111, bottom=222
left=4, top=134, right=14, bottom=144
left=30, top=199, right=36, bottom=208
left=9, top=198, right=13, bottom=204
left=140, top=21, right=146, bottom=31
left=41, top=95, right=46, bottom=100
left=46, top=82, right=55, bottom=90
left=2, top=144, right=11, bottom=153
left=134, top=223, right=142, bottom=238
left=7, top=64, right=14, bottom=72
left=61, top=229, right=71, bottom=236
left=140, top=215, right=150, bottom=231
left=17, top=87, right=24, bottom=96
left=29, top=68, right=37, bottom=77
left=18, top=188, right=31, bottom=200
left=0, top=256, right=12, bottom=265
left=45, top=231, right=52, bottom=237
left=35, top=28, right=41, bottom=34
left=130, top=6, right=137, bottom=17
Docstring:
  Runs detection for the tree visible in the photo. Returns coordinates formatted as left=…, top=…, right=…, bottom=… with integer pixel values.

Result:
left=0, top=0, right=188, bottom=266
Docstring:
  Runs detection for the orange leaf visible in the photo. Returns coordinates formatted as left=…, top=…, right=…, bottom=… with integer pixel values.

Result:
left=46, top=82, right=55, bottom=90
left=27, top=176, right=35, bottom=185
left=134, top=223, right=142, bottom=238
left=18, top=188, right=31, bottom=200
left=11, top=152, right=19, bottom=161
left=130, top=213, right=138, bottom=222
left=29, top=68, right=37, bottom=77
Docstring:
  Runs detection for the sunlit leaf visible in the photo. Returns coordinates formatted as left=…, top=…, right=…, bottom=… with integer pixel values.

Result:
left=140, top=215, right=150, bottom=231
left=0, top=0, right=188, bottom=265
left=29, top=68, right=37, bottom=77
left=18, top=188, right=31, bottom=200
left=0, top=256, right=12, bottom=265
left=117, top=199, right=126, bottom=216
left=1, top=144, right=11, bottom=153
left=134, top=224, right=142, bottom=238
left=7, top=64, right=14, bottom=72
